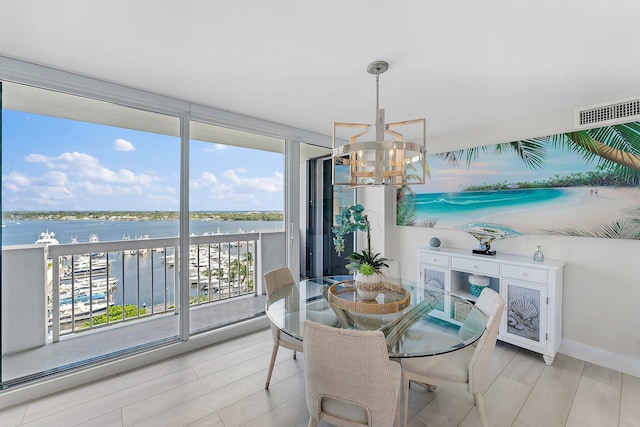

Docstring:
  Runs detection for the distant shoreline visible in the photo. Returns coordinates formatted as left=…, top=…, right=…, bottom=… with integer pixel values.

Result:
left=2, top=211, right=285, bottom=222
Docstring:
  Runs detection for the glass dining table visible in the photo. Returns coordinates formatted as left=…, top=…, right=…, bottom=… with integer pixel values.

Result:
left=265, top=275, right=487, bottom=358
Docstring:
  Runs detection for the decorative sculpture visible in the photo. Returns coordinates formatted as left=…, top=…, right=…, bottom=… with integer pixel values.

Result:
left=458, top=222, right=523, bottom=256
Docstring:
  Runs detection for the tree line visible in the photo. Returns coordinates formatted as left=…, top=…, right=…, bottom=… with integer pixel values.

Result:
left=2, top=211, right=284, bottom=221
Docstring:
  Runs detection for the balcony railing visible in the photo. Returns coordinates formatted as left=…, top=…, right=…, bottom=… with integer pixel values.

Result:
left=47, top=232, right=260, bottom=342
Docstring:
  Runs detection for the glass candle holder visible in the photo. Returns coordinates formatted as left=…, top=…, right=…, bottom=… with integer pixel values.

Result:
left=533, top=245, right=544, bottom=263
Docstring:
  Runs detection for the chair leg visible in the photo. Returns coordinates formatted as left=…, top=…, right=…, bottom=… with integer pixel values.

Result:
left=473, top=392, right=489, bottom=427
left=265, top=343, right=279, bottom=390
left=395, top=386, right=402, bottom=427
left=402, top=375, right=411, bottom=427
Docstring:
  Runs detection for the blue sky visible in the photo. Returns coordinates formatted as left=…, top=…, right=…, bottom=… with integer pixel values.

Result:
left=2, top=111, right=284, bottom=211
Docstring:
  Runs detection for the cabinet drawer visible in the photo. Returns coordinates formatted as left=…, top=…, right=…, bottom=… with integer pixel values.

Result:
left=451, top=256, right=499, bottom=276
left=502, top=264, right=548, bottom=284
left=420, top=252, right=449, bottom=267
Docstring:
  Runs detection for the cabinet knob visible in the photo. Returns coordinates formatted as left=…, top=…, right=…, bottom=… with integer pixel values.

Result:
left=432, top=258, right=438, bottom=262
left=472, top=264, right=478, bottom=268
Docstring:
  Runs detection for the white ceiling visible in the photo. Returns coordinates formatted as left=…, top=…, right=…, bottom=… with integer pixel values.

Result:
left=2, top=0, right=640, bottom=149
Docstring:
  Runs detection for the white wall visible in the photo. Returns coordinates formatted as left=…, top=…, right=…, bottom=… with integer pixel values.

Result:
left=387, top=203, right=640, bottom=377
left=359, top=105, right=640, bottom=377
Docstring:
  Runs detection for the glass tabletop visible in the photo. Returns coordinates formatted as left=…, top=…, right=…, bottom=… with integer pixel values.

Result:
left=265, top=275, right=487, bottom=358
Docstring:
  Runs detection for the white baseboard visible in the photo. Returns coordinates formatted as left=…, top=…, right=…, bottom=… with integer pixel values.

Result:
left=560, top=339, right=640, bottom=378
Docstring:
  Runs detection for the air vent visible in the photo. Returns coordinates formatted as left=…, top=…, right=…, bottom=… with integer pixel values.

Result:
left=576, top=97, right=640, bottom=128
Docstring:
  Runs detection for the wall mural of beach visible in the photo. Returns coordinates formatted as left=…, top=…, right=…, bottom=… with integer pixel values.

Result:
left=397, top=121, right=640, bottom=239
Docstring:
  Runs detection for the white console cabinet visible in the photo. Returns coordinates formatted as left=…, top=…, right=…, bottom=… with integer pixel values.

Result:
left=417, top=247, right=564, bottom=365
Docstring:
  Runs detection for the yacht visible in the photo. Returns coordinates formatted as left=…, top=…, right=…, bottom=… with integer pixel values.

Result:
left=35, top=230, right=60, bottom=247
left=89, top=233, right=105, bottom=257
left=61, top=255, right=111, bottom=281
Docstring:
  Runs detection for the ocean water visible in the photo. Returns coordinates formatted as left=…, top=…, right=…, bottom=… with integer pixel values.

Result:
left=413, top=188, right=568, bottom=225
left=1, top=219, right=284, bottom=246
left=1, top=219, right=284, bottom=307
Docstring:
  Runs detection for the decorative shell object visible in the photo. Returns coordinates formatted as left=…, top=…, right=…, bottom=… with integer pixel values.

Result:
left=429, top=237, right=441, bottom=248
left=510, top=298, right=538, bottom=320
left=508, top=298, right=539, bottom=331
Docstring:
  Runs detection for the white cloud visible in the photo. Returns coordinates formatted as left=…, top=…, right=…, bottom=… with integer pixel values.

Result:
left=35, top=186, right=74, bottom=202
left=44, top=170, right=68, bottom=186
left=27, top=151, right=100, bottom=171
left=24, top=153, right=49, bottom=164
left=3, top=182, right=20, bottom=192
left=205, top=144, right=229, bottom=151
left=73, top=181, right=115, bottom=196
left=24, top=151, right=161, bottom=187
left=3, top=171, right=31, bottom=189
left=200, top=172, right=218, bottom=185
left=222, top=170, right=283, bottom=193
left=113, top=138, right=135, bottom=151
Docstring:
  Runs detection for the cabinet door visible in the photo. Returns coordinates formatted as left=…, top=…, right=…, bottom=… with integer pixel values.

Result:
left=418, top=263, right=450, bottom=319
left=501, top=279, right=547, bottom=351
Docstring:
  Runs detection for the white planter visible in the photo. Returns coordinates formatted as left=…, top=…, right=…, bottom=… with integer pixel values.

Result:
left=355, top=272, right=384, bottom=300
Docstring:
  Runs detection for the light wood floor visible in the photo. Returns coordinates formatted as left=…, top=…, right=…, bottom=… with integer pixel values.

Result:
left=1, top=328, right=638, bottom=427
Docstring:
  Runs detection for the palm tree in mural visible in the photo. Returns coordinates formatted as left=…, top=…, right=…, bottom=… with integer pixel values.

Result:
left=415, top=122, right=640, bottom=238
left=436, top=122, right=640, bottom=177
left=396, top=160, right=431, bottom=226
left=397, top=185, right=417, bottom=225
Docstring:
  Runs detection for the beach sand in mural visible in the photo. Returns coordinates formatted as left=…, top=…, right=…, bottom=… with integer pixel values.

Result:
left=481, top=186, right=640, bottom=234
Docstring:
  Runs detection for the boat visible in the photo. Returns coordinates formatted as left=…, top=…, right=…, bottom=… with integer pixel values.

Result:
left=88, top=233, right=105, bottom=257
left=61, top=255, right=111, bottom=281
left=35, top=230, right=60, bottom=247
left=122, top=234, right=136, bottom=255
left=60, top=277, right=118, bottom=297
left=162, top=253, right=175, bottom=266
left=137, top=234, right=150, bottom=254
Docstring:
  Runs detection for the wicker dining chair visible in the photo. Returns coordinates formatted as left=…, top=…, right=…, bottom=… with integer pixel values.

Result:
left=303, top=320, right=402, bottom=427
left=263, top=267, right=302, bottom=390
left=401, top=287, right=505, bottom=427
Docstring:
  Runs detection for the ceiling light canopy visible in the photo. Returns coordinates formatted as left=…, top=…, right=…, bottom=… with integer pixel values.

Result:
left=332, top=61, right=427, bottom=187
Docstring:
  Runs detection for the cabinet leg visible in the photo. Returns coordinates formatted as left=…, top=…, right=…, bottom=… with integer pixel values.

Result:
left=543, top=354, right=555, bottom=365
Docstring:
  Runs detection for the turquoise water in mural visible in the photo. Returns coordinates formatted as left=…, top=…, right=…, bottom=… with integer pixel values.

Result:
left=414, top=188, right=569, bottom=225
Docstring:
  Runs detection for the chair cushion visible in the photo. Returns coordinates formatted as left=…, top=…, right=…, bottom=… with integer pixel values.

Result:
left=401, top=345, right=474, bottom=384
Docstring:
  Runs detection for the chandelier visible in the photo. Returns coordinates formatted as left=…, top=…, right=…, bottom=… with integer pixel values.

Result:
left=332, top=61, right=427, bottom=187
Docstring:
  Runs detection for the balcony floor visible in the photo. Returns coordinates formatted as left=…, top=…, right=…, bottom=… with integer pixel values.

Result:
left=1, top=328, right=639, bottom=426
left=2, top=295, right=266, bottom=382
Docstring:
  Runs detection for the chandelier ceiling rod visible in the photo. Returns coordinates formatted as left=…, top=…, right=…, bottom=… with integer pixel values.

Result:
left=368, top=60, right=388, bottom=112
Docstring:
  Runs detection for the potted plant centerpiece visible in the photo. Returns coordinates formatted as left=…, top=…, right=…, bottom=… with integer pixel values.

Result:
left=333, top=204, right=389, bottom=300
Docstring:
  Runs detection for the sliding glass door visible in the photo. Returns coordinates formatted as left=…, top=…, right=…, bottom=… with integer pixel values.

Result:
left=1, top=81, right=181, bottom=385
left=0, top=59, right=330, bottom=392
left=304, top=154, right=354, bottom=278
left=187, top=120, right=285, bottom=334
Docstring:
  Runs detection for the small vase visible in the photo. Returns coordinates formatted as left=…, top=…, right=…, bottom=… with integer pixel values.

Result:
left=533, top=245, right=544, bottom=263
left=355, top=272, right=383, bottom=300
